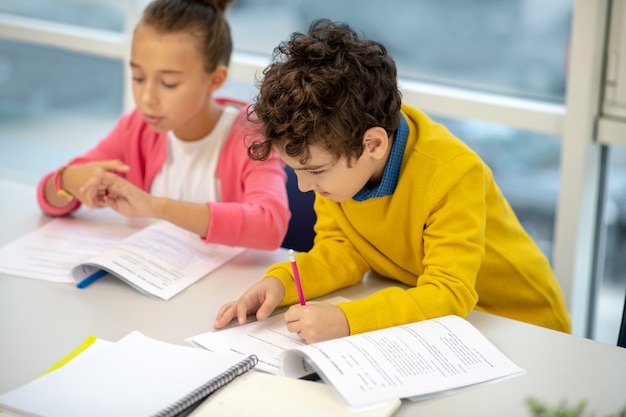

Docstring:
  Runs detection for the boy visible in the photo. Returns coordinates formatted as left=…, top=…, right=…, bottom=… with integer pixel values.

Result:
left=214, top=19, right=571, bottom=343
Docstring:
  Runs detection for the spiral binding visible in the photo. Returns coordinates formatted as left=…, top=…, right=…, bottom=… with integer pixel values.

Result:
left=153, top=354, right=258, bottom=417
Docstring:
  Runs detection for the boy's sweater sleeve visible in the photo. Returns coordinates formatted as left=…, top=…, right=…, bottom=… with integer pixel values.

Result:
left=267, top=154, right=486, bottom=336
left=339, top=157, right=486, bottom=335
left=263, top=195, right=370, bottom=306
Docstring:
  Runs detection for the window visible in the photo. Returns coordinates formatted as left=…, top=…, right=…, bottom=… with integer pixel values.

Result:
left=591, top=146, right=626, bottom=343
left=228, top=0, right=571, bottom=102
left=0, top=0, right=127, bottom=31
left=0, top=38, right=123, bottom=147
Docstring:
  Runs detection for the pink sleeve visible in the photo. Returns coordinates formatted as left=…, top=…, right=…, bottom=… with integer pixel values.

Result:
left=204, top=103, right=290, bottom=250
left=206, top=154, right=289, bottom=250
left=36, top=171, right=81, bottom=216
left=36, top=110, right=164, bottom=216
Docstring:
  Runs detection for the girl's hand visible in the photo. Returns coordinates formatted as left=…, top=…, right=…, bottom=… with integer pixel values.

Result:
left=59, top=160, right=130, bottom=207
left=80, top=169, right=155, bottom=217
left=214, top=277, right=285, bottom=329
left=285, top=302, right=350, bottom=343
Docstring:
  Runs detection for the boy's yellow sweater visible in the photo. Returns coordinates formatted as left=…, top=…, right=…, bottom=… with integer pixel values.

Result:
left=266, top=104, right=572, bottom=334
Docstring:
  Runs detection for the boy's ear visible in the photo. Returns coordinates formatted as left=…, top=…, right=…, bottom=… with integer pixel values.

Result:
left=207, top=65, right=228, bottom=93
left=362, top=127, right=389, bottom=160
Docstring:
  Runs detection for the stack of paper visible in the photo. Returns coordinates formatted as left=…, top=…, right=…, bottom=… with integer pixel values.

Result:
left=189, top=313, right=525, bottom=409
left=0, top=331, right=256, bottom=417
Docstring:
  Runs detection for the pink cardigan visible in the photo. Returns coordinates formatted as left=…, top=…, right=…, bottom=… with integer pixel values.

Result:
left=37, top=98, right=290, bottom=250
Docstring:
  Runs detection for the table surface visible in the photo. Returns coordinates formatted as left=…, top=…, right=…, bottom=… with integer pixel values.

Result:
left=1, top=177, right=625, bottom=417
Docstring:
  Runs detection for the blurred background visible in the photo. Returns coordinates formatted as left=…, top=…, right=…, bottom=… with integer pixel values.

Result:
left=0, top=0, right=624, bottom=344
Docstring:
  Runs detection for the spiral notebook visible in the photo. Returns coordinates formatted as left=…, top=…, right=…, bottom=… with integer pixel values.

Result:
left=0, top=331, right=257, bottom=417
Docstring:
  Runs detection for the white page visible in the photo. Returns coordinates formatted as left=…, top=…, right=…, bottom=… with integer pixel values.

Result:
left=0, top=331, right=249, bottom=417
left=280, top=315, right=525, bottom=408
left=189, top=296, right=349, bottom=374
left=71, top=221, right=246, bottom=300
left=189, top=371, right=402, bottom=417
left=0, top=217, right=136, bottom=283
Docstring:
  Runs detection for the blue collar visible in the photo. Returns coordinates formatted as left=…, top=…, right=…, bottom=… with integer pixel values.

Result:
left=353, top=114, right=408, bottom=201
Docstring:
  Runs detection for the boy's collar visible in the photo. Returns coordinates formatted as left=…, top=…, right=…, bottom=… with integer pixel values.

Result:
left=353, top=114, right=408, bottom=201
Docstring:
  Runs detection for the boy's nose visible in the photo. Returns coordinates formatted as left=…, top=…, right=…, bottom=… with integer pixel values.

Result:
left=297, top=176, right=315, bottom=193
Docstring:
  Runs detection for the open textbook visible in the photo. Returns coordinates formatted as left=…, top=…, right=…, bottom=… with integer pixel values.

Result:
left=0, top=331, right=257, bottom=417
left=189, top=309, right=525, bottom=409
left=0, top=217, right=245, bottom=300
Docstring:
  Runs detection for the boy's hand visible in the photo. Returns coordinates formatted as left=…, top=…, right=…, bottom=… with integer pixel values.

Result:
left=214, top=277, right=285, bottom=330
left=285, top=302, right=349, bottom=344
left=80, top=170, right=154, bottom=216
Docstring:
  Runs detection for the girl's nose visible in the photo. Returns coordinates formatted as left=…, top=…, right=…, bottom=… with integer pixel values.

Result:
left=140, top=81, right=159, bottom=108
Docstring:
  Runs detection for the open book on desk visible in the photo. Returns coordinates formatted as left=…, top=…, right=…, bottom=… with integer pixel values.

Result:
left=189, top=308, right=525, bottom=409
left=0, top=217, right=245, bottom=300
left=0, top=331, right=257, bottom=417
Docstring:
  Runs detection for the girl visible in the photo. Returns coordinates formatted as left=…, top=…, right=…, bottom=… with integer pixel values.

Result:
left=37, top=0, right=290, bottom=250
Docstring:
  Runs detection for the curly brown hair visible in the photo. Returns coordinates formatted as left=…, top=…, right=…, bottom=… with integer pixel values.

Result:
left=247, top=19, right=402, bottom=164
left=140, top=0, right=233, bottom=72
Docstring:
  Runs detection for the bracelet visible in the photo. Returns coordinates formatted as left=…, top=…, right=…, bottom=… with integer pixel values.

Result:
left=53, top=166, right=74, bottom=201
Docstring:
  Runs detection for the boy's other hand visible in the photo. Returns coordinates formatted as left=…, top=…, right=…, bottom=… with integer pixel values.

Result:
left=285, top=302, right=349, bottom=344
left=214, top=277, right=285, bottom=330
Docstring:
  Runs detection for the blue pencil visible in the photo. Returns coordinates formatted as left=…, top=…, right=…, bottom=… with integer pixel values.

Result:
left=76, top=269, right=107, bottom=289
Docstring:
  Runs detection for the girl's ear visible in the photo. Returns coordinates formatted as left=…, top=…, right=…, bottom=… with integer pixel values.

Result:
left=362, top=127, right=390, bottom=160
left=207, top=65, right=228, bottom=93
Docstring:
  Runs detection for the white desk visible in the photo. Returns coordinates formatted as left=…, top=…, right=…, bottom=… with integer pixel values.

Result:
left=1, top=178, right=626, bottom=417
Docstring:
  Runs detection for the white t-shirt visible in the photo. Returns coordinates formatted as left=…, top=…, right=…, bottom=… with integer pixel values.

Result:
left=150, top=105, right=239, bottom=203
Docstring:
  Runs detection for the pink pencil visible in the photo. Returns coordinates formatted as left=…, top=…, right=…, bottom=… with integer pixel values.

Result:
left=288, top=249, right=306, bottom=305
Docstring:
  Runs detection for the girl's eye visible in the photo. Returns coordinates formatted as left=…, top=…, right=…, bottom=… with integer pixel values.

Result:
left=162, top=82, right=178, bottom=88
left=309, top=170, right=324, bottom=175
left=132, top=77, right=145, bottom=83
